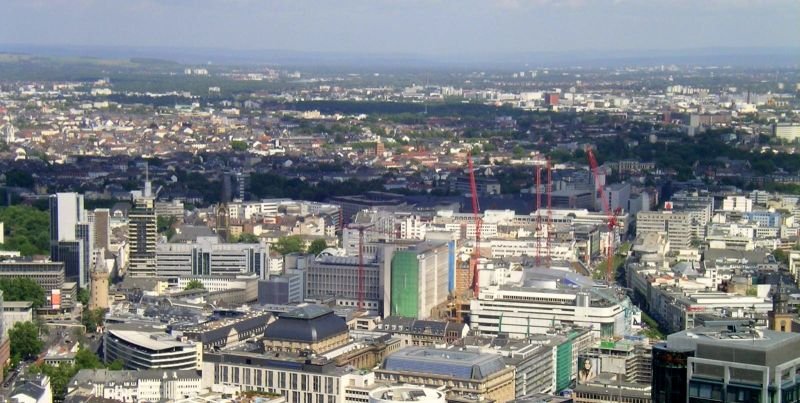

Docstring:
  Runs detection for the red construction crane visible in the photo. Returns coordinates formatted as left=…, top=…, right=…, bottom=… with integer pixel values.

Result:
left=546, top=158, right=553, bottom=266
left=535, top=165, right=542, bottom=266
left=467, top=151, right=482, bottom=298
left=346, top=222, right=375, bottom=310
left=586, top=147, right=619, bottom=283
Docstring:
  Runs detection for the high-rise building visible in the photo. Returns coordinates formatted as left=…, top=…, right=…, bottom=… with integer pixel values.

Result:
left=75, top=222, right=93, bottom=287
left=49, top=193, right=93, bottom=287
left=155, top=236, right=268, bottom=278
left=127, top=197, right=157, bottom=277
left=652, top=325, right=800, bottom=403
left=92, top=208, right=110, bottom=252
left=636, top=210, right=693, bottom=249
left=50, top=193, right=83, bottom=254
left=605, top=183, right=631, bottom=213
left=652, top=342, right=694, bottom=403
left=388, top=241, right=449, bottom=319
left=235, top=171, right=248, bottom=200
left=305, top=255, right=383, bottom=311
left=52, top=240, right=82, bottom=285
left=669, top=190, right=714, bottom=238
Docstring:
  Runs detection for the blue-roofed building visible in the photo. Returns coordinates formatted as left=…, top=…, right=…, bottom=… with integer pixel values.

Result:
left=376, top=347, right=515, bottom=402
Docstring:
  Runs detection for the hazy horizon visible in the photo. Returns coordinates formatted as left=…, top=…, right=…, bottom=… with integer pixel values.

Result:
left=1, top=0, right=798, bottom=58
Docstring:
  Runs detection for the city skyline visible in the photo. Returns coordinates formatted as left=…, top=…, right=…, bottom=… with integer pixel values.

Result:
left=0, top=2, right=799, bottom=401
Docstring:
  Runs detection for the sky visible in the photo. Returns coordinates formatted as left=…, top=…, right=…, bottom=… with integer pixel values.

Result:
left=0, top=0, right=798, bottom=57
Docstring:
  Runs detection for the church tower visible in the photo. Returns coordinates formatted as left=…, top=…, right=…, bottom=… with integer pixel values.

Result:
left=768, top=280, right=794, bottom=332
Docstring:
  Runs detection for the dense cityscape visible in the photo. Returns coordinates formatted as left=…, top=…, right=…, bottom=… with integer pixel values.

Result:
left=1, top=2, right=800, bottom=403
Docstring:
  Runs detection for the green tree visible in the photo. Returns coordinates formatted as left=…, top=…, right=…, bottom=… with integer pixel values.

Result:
left=273, top=235, right=305, bottom=255
left=0, top=205, right=49, bottom=256
left=307, top=239, right=328, bottom=256
left=774, top=249, right=789, bottom=265
left=74, top=347, right=104, bottom=369
left=0, top=277, right=45, bottom=308
left=82, top=308, right=107, bottom=333
left=31, top=363, right=74, bottom=400
left=236, top=233, right=260, bottom=243
left=5, top=169, right=34, bottom=188
left=77, top=288, right=90, bottom=306
left=157, top=215, right=177, bottom=240
left=31, top=347, right=110, bottom=401
left=230, top=140, right=248, bottom=151
left=185, top=279, right=205, bottom=290
left=512, top=145, right=526, bottom=158
left=641, top=311, right=665, bottom=340
left=9, top=321, right=43, bottom=362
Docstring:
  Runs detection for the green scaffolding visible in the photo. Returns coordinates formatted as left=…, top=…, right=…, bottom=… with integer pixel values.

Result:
left=391, top=251, right=419, bottom=317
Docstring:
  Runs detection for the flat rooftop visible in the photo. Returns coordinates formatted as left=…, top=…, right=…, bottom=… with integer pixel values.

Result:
left=3, top=301, right=34, bottom=309
left=107, top=329, right=194, bottom=351
left=668, top=325, right=800, bottom=352
left=381, top=346, right=508, bottom=380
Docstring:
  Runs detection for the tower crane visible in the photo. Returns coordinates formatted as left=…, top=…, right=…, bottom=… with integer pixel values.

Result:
left=586, top=147, right=621, bottom=283
left=535, top=165, right=542, bottom=265
left=346, top=223, right=372, bottom=311
left=467, top=151, right=482, bottom=298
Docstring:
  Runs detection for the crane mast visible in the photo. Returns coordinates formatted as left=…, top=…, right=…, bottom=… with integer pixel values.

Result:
left=586, top=148, right=617, bottom=283
left=535, top=165, right=542, bottom=266
left=346, top=222, right=377, bottom=311
left=546, top=158, right=553, bottom=266
left=467, top=152, right=482, bottom=298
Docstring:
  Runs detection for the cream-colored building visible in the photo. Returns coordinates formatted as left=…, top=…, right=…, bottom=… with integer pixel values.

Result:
left=263, top=305, right=349, bottom=355
left=636, top=210, right=693, bottom=248
left=376, top=347, right=516, bottom=403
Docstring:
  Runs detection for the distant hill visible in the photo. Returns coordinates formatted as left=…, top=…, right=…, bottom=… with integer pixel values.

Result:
left=0, top=43, right=797, bottom=69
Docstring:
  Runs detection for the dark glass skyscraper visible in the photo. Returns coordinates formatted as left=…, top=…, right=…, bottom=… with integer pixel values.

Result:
left=49, top=193, right=93, bottom=287
left=652, top=342, right=694, bottom=403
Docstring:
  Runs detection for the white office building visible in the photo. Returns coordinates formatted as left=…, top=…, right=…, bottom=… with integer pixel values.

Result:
left=104, top=328, right=201, bottom=370
left=721, top=195, right=753, bottom=212
left=470, top=268, right=637, bottom=339
left=66, top=369, right=202, bottom=402
left=156, top=236, right=269, bottom=278
left=49, top=192, right=94, bottom=287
